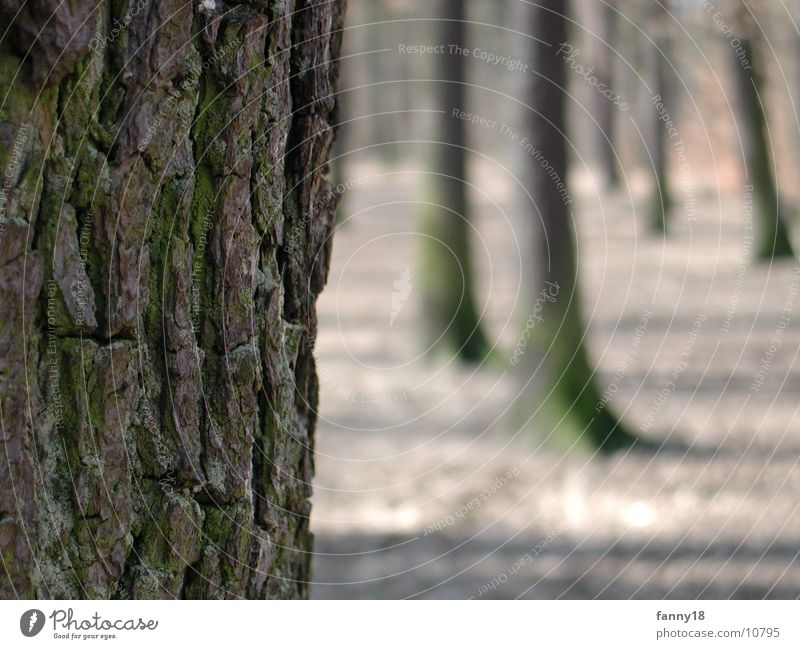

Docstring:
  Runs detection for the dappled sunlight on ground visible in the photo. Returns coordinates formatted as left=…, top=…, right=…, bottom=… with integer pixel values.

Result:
left=309, top=158, right=800, bottom=599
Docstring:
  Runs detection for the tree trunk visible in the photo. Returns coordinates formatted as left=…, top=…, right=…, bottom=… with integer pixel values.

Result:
left=526, top=0, right=636, bottom=451
left=364, top=0, right=402, bottom=163
left=420, top=0, right=490, bottom=362
left=647, top=0, right=672, bottom=233
left=0, top=0, right=345, bottom=599
left=591, top=0, right=620, bottom=188
left=730, top=12, right=794, bottom=259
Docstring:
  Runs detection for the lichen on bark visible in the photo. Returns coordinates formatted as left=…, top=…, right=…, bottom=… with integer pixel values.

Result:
left=0, top=0, right=345, bottom=599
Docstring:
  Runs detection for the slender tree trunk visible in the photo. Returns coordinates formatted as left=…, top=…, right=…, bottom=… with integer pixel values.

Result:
left=420, top=0, right=490, bottom=362
left=730, top=14, right=794, bottom=259
left=0, top=0, right=345, bottom=599
left=592, top=0, right=621, bottom=188
left=647, top=0, right=672, bottom=233
left=365, top=1, right=401, bottom=163
left=527, top=0, right=636, bottom=451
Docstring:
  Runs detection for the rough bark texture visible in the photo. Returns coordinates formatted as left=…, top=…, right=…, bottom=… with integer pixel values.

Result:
left=527, top=0, right=635, bottom=451
left=0, top=0, right=345, bottom=599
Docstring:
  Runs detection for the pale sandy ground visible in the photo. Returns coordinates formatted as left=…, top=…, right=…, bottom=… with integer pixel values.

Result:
left=308, top=157, right=800, bottom=599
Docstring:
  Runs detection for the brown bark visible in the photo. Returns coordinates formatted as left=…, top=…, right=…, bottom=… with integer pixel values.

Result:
left=0, top=0, right=345, bottom=599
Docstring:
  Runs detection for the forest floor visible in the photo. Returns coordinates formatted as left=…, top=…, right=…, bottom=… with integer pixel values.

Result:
left=308, top=157, right=800, bottom=599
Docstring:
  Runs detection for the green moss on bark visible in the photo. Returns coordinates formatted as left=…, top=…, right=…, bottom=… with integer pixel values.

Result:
left=0, top=0, right=346, bottom=599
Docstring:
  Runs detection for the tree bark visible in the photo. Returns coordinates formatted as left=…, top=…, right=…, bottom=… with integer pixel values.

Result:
left=527, top=0, right=636, bottom=451
left=0, top=0, right=345, bottom=599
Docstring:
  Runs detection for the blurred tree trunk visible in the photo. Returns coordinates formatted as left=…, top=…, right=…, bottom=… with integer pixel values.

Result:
left=420, top=0, right=490, bottom=362
left=592, top=0, right=621, bottom=188
left=0, top=0, right=345, bottom=599
left=731, top=10, right=794, bottom=259
left=647, top=0, right=672, bottom=233
left=365, top=0, right=400, bottom=163
left=526, top=0, right=636, bottom=451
